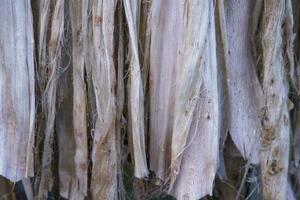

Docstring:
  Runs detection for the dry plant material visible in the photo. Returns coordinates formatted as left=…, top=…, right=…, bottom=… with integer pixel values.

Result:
left=123, top=0, right=149, bottom=178
left=149, top=0, right=178, bottom=181
left=258, top=1, right=291, bottom=199
left=170, top=1, right=219, bottom=199
left=89, top=0, right=119, bottom=199
left=0, top=0, right=35, bottom=182
left=37, top=0, right=64, bottom=197
left=224, top=0, right=264, bottom=164
left=1, top=1, right=300, bottom=199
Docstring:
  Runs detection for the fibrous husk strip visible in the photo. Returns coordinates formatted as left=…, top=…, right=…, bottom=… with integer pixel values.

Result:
left=0, top=0, right=35, bottom=182
left=170, top=2, right=219, bottom=199
left=123, top=0, right=149, bottom=178
left=89, top=0, right=119, bottom=199
left=258, top=1, right=291, bottom=199
left=38, top=0, right=64, bottom=198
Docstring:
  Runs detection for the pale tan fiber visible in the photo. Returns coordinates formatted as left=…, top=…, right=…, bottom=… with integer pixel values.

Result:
left=36, top=0, right=51, bottom=90
left=39, top=2, right=77, bottom=199
left=123, top=0, right=149, bottom=178
left=259, top=1, right=291, bottom=199
left=169, top=1, right=217, bottom=193
left=0, top=0, right=35, bottom=182
left=149, top=0, right=178, bottom=181
left=170, top=1, right=219, bottom=199
left=224, top=0, right=264, bottom=163
left=38, top=0, right=64, bottom=198
left=148, top=1, right=220, bottom=197
left=89, top=0, right=119, bottom=198
left=1, top=1, right=300, bottom=199
left=32, top=0, right=50, bottom=193
left=69, top=1, right=88, bottom=199
left=49, top=0, right=89, bottom=198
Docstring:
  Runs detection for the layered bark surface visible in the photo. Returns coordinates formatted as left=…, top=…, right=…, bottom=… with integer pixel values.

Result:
left=149, top=0, right=178, bottom=181
left=124, top=0, right=149, bottom=178
left=0, top=0, right=35, bottom=182
left=37, top=0, right=65, bottom=197
left=259, top=1, right=291, bottom=199
left=0, top=0, right=299, bottom=199
left=89, top=1, right=119, bottom=199
left=224, top=0, right=263, bottom=164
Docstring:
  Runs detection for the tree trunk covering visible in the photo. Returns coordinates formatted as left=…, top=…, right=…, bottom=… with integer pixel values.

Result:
left=1, top=0, right=300, bottom=200
left=0, top=0, right=35, bottom=182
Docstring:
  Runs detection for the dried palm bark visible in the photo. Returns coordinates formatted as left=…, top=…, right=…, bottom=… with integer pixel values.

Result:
left=257, top=1, right=292, bottom=199
left=148, top=1, right=219, bottom=198
left=0, top=0, right=35, bottom=182
left=32, top=0, right=51, bottom=194
left=2, top=1, right=300, bottom=199
left=169, top=1, right=219, bottom=199
left=37, top=0, right=64, bottom=198
left=123, top=0, right=149, bottom=178
left=69, top=1, right=88, bottom=199
left=149, top=0, right=178, bottom=181
left=223, top=0, right=264, bottom=164
left=89, top=0, right=119, bottom=199
left=55, top=28, right=78, bottom=200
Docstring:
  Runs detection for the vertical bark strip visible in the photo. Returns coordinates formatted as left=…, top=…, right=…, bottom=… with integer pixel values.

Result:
left=149, top=0, right=178, bottom=181
left=1, top=1, right=300, bottom=199
left=0, top=0, right=35, bottom=182
left=55, top=63, right=77, bottom=199
left=69, top=1, right=88, bottom=199
left=170, top=1, right=219, bottom=199
left=259, top=1, right=291, bottom=199
left=89, top=0, right=119, bottom=198
left=123, top=0, right=149, bottom=178
left=38, top=0, right=64, bottom=198
left=169, top=0, right=218, bottom=192
left=224, top=0, right=264, bottom=164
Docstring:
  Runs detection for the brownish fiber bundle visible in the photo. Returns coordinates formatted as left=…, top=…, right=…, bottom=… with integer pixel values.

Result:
left=1, top=0, right=300, bottom=200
